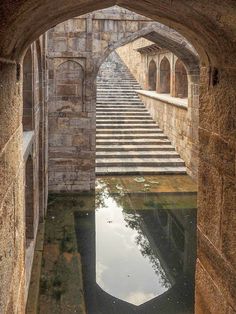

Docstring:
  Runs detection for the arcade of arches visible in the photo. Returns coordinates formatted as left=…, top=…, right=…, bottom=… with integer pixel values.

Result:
left=0, top=2, right=235, bottom=314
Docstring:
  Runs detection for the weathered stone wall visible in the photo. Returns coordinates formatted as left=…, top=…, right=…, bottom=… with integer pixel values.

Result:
left=46, top=9, right=162, bottom=192
left=117, top=39, right=199, bottom=178
left=0, top=2, right=235, bottom=313
left=0, top=38, right=48, bottom=313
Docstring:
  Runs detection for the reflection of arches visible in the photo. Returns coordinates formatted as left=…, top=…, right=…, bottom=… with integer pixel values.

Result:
left=23, top=47, right=33, bottom=130
left=159, top=57, right=171, bottom=94
left=175, top=59, right=188, bottom=98
left=56, top=61, right=84, bottom=99
left=25, top=155, right=34, bottom=244
left=148, top=60, right=157, bottom=90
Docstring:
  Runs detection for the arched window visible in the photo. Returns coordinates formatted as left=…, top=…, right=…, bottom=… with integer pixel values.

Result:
left=175, top=59, right=188, bottom=98
left=159, top=57, right=171, bottom=94
left=148, top=60, right=157, bottom=91
left=25, top=155, right=34, bottom=245
left=23, top=47, right=33, bottom=130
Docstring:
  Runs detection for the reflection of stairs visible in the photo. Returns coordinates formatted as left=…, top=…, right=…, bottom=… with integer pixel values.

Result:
left=96, top=52, right=186, bottom=175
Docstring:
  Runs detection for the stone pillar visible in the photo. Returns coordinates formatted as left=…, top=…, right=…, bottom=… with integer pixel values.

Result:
left=196, top=66, right=236, bottom=313
left=0, top=60, right=25, bottom=313
left=186, top=67, right=200, bottom=179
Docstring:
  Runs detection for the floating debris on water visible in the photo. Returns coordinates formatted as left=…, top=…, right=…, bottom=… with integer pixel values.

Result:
left=149, top=180, right=160, bottom=185
left=134, top=177, right=146, bottom=183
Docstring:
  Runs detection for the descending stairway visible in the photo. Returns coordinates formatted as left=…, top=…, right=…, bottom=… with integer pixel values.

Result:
left=96, top=52, right=186, bottom=175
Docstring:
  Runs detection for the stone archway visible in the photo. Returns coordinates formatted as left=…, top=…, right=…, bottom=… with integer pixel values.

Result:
left=174, top=59, right=188, bottom=98
left=0, top=2, right=235, bottom=314
left=148, top=60, right=157, bottom=90
left=159, top=57, right=171, bottom=93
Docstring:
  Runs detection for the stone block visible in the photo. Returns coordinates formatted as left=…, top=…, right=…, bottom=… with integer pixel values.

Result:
left=56, top=84, right=77, bottom=96
left=195, top=261, right=228, bottom=314
left=198, top=159, right=222, bottom=249
left=199, top=128, right=235, bottom=177
left=221, top=176, right=236, bottom=266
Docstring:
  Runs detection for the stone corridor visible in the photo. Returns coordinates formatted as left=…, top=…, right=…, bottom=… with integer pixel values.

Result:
left=0, top=3, right=235, bottom=314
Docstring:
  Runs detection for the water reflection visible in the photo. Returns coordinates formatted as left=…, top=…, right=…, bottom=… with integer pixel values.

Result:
left=75, top=177, right=197, bottom=314
left=96, top=183, right=171, bottom=306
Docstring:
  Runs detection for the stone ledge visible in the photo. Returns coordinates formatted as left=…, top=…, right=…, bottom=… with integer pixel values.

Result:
left=136, top=90, right=188, bottom=110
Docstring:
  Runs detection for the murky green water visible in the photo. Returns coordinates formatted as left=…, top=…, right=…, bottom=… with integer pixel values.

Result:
left=38, top=175, right=197, bottom=314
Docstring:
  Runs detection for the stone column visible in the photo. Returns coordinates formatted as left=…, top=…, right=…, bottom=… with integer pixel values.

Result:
left=186, top=67, right=200, bottom=179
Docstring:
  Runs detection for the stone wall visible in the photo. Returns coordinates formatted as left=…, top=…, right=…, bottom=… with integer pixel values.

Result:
left=0, top=2, right=235, bottom=313
left=117, top=38, right=199, bottom=178
left=46, top=9, right=163, bottom=193
left=0, top=37, right=48, bottom=313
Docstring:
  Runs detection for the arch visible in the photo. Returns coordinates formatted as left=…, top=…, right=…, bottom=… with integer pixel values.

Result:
left=159, top=57, right=171, bottom=94
left=175, top=59, right=188, bottom=98
left=0, top=2, right=234, bottom=69
left=55, top=60, right=84, bottom=99
left=148, top=59, right=157, bottom=90
left=23, top=46, right=33, bottom=131
left=94, top=23, right=199, bottom=77
left=25, top=155, right=34, bottom=244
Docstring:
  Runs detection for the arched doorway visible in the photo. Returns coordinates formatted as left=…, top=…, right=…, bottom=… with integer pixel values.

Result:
left=175, top=59, right=188, bottom=98
left=159, top=57, right=170, bottom=94
left=148, top=59, right=157, bottom=90
left=0, top=2, right=235, bottom=314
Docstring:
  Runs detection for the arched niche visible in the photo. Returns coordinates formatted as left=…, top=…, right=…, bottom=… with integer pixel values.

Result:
left=56, top=60, right=84, bottom=101
left=25, top=155, right=35, bottom=245
left=23, top=47, right=33, bottom=130
left=175, top=59, right=188, bottom=98
left=148, top=59, right=157, bottom=91
left=159, top=57, right=171, bottom=94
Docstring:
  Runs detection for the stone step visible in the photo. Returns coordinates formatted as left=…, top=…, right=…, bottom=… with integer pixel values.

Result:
left=96, top=112, right=149, bottom=116
left=96, top=166, right=187, bottom=175
left=97, top=95, right=139, bottom=98
left=96, top=105, right=145, bottom=109
left=96, top=116, right=153, bottom=121
left=96, top=134, right=167, bottom=139
left=96, top=157, right=185, bottom=167
left=96, top=151, right=179, bottom=158
left=95, top=51, right=186, bottom=175
left=97, top=81, right=140, bottom=84
left=97, top=89, right=138, bottom=92
left=97, top=88, right=137, bottom=95
left=96, top=109, right=148, bottom=112
left=96, top=123, right=158, bottom=129
left=97, top=95, right=140, bottom=98
left=96, top=119, right=154, bottom=124
left=97, top=101, right=142, bottom=104
left=97, top=98, right=140, bottom=102
left=96, top=144, right=175, bottom=152
left=97, top=82, right=141, bottom=90
left=96, top=128, right=162, bottom=134
left=96, top=138, right=170, bottom=145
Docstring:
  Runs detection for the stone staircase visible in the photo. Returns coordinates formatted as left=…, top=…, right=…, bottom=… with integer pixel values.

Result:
left=96, top=52, right=186, bottom=175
